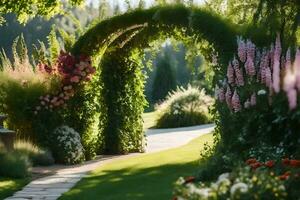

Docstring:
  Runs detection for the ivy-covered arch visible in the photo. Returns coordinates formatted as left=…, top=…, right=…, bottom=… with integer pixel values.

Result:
left=69, top=5, right=241, bottom=155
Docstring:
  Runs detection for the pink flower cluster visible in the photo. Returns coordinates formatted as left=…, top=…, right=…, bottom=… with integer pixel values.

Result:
left=216, top=35, right=300, bottom=112
left=34, top=51, right=96, bottom=114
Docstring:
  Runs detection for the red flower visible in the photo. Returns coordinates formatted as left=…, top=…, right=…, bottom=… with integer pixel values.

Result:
left=264, top=160, right=275, bottom=168
left=246, top=158, right=257, bottom=165
left=289, top=160, right=300, bottom=167
left=279, top=171, right=291, bottom=180
left=282, top=158, right=290, bottom=166
left=249, top=162, right=263, bottom=170
left=184, top=176, right=196, bottom=184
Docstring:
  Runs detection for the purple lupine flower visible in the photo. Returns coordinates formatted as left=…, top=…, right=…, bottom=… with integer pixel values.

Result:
left=237, top=37, right=247, bottom=62
left=295, top=49, right=300, bottom=90
left=231, top=90, right=241, bottom=112
left=218, top=87, right=225, bottom=102
left=250, top=93, right=257, bottom=106
left=246, top=40, right=255, bottom=61
left=280, top=55, right=285, bottom=69
left=283, top=66, right=296, bottom=92
left=274, top=34, right=282, bottom=59
left=269, top=44, right=275, bottom=71
left=233, top=58, right=244, bottom=86
left=272, top=48, right=281, bottom=93
left=265, top=66, right=272, bottom=89
left=225, top=86, right=232, bottom=109
left=245, top=57, right=256, bottom=76
left=227, top=62, right=235, bottom=84
left=285, top=48, right=291, bottom=70
left=287, top=89, right=297, bottom=110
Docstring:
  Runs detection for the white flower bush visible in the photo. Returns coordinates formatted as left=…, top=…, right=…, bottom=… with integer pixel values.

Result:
left=52, top=126, right=85, bottom=164
left=173, top=169, right=287, bottom=200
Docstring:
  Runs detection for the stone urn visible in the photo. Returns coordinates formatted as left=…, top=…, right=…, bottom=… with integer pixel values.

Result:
left=0, top=115, right=15, bottom=151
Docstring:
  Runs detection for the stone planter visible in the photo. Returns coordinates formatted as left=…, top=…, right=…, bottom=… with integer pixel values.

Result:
left=0, top=115, right=15, bottom=151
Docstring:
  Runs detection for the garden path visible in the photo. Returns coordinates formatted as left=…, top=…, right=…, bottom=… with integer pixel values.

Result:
left=5, top=123, right=214, bottom=200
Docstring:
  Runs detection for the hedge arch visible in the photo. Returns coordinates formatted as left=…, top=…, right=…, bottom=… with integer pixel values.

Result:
left=68, top=5, right=241, bottom=155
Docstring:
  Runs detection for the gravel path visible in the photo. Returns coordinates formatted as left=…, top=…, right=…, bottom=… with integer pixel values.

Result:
left=5, top=124, right=214, bottom=200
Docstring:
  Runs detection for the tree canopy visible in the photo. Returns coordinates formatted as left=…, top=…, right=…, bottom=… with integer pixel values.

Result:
left=0, top=0, right=84, bottom=24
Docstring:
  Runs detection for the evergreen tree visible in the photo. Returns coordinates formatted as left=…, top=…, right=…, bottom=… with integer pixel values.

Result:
left=151, top=53, right=176, bottom=103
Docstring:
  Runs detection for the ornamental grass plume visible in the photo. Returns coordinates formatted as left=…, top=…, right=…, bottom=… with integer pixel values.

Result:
left=231, top=90, right=241, bottom=112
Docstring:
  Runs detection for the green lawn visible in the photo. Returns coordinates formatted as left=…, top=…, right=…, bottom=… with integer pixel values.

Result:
left=143, top=111, right=157, bottom=130
left=60, top=133, right=213, bottom=200
left=0, top=177, right=29, bottom=199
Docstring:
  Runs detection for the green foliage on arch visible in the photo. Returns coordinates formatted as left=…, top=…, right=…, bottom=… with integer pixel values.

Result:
left=70, top=5, right=242, bottom=154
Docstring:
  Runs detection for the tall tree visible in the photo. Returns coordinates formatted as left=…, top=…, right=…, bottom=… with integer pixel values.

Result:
left=151, top=53, right=176, bottom=103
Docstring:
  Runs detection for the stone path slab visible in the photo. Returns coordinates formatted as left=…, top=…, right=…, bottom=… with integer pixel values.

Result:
left=5, top=124, right=214, bottom=200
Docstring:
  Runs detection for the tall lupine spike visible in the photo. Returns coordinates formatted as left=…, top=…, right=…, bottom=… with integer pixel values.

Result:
left=227, top=62, right=235, bottom=84
left=274, top=34, right=282, bottom=58
left=269, top=44, right=275, bottom=70
left=237, top=37, right=247, bottom=62
left=233, top=57, right=244, bottom=86
left=218, top=87, right=225, bottom=102
left=265, top=66, right=272, bottom=89
left=257, top=50, right=266, bottom=82
left=255, top=49, right=261, bottom=66
left=225, top=86, right=232, bottom=109
left=287, top=89, right=297, bottom=110
left=250, top=93, right=256, bottom=106
left=246, top=40, right=255, bottom=61
left=245, top=57, right=256, bottom=76
left=285, top=48, right=291, bottom=70
left=283, top=65, right=296, bottom=92
left=231, top=90, right=241, bottom=112
left=295, top=49, right=300, bottom=90
left=272, top=45, right=281, bottom=93
left=280, top=55, right=285, bottom=69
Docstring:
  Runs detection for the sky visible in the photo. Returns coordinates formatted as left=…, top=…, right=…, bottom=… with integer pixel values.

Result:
left=86, top=0, right=205, bottom=11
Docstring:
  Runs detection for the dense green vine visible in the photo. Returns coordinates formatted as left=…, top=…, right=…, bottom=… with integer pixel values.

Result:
left=70, top=5, right=259, bottom=154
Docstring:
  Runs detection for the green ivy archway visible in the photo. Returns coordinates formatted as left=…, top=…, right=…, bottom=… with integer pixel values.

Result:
left=68, top=5, right=242, bottom=155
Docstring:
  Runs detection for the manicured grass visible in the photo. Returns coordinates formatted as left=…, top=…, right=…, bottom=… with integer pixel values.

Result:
left=0, top=177, right=29, bottom=199
left=142, top=111, right=157, bottom=130
left=60, top=133, right=213, bottom=200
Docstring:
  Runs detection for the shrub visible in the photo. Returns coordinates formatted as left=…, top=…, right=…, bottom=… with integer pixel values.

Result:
left=155, top=85, right=214, bottom=128
left=0, top=151, right=31, bottom=178
left=51, top=126, right=85, bottom=164
left=14, top=140, right=54, bottom=166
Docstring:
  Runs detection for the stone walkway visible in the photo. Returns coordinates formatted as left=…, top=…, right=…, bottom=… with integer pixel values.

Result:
left=5, top=124, right=214, bottom=200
